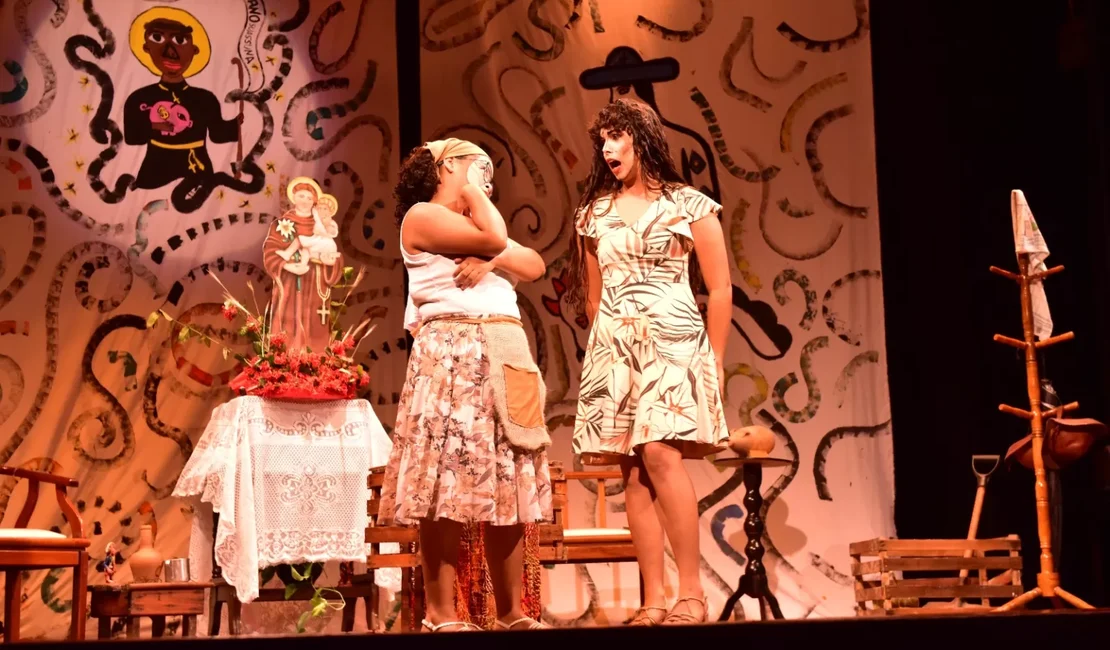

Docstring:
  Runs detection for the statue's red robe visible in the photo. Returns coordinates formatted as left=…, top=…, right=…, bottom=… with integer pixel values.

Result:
left=262, top=211, right=344, bottom=353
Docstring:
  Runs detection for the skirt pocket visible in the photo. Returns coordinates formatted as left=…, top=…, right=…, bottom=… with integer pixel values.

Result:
left=482, top=322, right=551, bottom=452
left=504, top=363, right=545, bottom=429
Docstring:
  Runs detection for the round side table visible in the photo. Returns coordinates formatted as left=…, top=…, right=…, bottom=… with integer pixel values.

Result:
left=711, top=455, right=791, bottom=622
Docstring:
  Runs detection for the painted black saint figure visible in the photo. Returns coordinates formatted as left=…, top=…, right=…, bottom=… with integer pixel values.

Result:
left=124, top=8, right=250, bottom=213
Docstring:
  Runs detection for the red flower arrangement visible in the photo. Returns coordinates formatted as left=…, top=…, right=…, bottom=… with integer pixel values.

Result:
left=225, top=327, right=370, bottom=400
left=147, top=269, right=373, bottom=401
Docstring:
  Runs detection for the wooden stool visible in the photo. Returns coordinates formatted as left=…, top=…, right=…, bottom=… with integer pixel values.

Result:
left=90, top=581, right=212, bottom=639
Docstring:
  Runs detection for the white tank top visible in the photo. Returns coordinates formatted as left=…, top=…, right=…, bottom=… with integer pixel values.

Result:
left=400, top=208, right=521, bottom=332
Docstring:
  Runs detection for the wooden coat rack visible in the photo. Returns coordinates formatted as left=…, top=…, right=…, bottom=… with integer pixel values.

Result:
left=989, top=254, right=1093, bottom=611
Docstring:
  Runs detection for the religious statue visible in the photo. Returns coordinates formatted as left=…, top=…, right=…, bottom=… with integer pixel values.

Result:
left=149, top=176, right=372, bottom=400
left=262, top=177, right=345, bottom=352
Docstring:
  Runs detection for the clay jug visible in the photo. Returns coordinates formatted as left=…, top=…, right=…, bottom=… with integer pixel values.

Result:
left=130, top=524, right=163, bottom=582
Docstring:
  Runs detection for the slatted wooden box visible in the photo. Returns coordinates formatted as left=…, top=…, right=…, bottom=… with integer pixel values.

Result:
left=849, top=535, right=1023, bottom=615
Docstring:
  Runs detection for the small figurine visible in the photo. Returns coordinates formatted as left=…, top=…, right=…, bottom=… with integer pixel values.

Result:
left=101, top=542, right=117, bottom=583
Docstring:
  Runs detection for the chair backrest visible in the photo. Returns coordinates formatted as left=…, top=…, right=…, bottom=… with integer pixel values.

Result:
left=548, top=461, right=566, bottom=529
left=0, top=466, right=84, bottom=539
left=564, top=468, right=621, bottom=529
left=365, top=467, right=419, bottom=564
left=545, top=461, right=622, bottom=531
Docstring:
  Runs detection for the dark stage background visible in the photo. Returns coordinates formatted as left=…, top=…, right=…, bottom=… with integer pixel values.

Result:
left=871, top=0, right=1110, bottom=605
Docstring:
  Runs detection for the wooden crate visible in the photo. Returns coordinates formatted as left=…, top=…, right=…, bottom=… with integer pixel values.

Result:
left=849, top=535, right=1023, bottom=616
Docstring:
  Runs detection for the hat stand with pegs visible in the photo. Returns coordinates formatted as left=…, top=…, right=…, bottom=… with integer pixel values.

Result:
left=988, top=254, right=1093, bottom=611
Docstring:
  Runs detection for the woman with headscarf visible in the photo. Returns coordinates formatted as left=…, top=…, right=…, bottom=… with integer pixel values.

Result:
left=378, top=138, right=553, bottom=632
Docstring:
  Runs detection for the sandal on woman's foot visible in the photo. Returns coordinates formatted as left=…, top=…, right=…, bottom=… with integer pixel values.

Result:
left=627, top=606, right=668, bottom=626
left=662, top=597, right=708, bottom=625
left=496, top=617, right=550, bottom=630
left=422, top=619, right=481, bottom=632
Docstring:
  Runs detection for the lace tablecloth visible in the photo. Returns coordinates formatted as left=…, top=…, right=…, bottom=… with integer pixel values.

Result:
left=173, top=396, right=395, bottom=603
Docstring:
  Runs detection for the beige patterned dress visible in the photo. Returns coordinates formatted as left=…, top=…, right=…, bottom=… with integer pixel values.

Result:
left=573, top=185, right=729, bottom=462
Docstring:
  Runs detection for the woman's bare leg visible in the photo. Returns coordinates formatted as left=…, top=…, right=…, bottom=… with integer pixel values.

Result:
left=639, top=442, right=705, bottom=619
left=483, top=523, right=527, bottom=624
left=621, top=455, right=668, bottom=612
left=419, top=518, right=466, bottom=630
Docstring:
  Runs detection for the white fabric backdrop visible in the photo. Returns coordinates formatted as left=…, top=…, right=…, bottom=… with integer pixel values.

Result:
left=0, top=0, right=402, bottom=637
left=417, top=0, right=894, bottom=622
left=0, top=0, right=894, bottom=636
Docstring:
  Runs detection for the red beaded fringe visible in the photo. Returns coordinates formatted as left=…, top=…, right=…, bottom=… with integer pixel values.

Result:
left=453, top=522, right=542, bottom=629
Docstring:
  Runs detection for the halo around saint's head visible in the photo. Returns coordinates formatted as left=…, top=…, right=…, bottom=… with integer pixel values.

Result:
left=286, top=176, right=325, bottom=205
left=316, top=193, right=339, bottom=215
left=129, top=7, right=212, bottom=79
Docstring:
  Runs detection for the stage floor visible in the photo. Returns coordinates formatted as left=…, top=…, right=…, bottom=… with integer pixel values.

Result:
left=30, top=608, right=1110, bottom=648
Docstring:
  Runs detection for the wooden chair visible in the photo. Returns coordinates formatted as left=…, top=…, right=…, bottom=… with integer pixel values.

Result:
left=354, top=466, right=423, bottom=632
left=539, top=461, right=643, bottom=600
left=0, top=466, right=90, bottom=642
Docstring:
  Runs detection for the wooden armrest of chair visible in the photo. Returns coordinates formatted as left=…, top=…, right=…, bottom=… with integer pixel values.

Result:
left=565, top=470, right=622, bottom=481
left=0, top=468, right=89, bottom=641
left=0, top=466, right=84, bottom=538
left=0, top=466, right=79, bottom=488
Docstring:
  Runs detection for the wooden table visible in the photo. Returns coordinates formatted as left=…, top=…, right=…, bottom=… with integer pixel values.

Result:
left=90, top=581, right=212, bottom=639
left=711, top=456, right=792, bottom=622
left=174, top=396, right=390, bottom=605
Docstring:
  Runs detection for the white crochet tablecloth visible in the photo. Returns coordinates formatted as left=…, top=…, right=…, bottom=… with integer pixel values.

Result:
left=173, top=396, right=397, bottom=603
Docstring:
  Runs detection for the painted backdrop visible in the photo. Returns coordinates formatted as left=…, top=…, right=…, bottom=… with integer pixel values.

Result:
left=0, top=0, right=402, bottom=638
left=418, top=0, right=894, bottom=622
left=0, top=0, right=894, bottom=638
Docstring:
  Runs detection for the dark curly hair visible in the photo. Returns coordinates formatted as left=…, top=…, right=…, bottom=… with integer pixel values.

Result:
left=393, top=146, right=440, bottom=225
left=566, top=98, right=707, bottom=310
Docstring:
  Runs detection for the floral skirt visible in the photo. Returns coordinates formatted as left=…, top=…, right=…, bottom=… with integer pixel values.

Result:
left=378, top=319, right=552, bottom=526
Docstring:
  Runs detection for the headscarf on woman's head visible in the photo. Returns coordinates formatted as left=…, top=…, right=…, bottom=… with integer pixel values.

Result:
left=423, top=138, right=487, bottom=164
